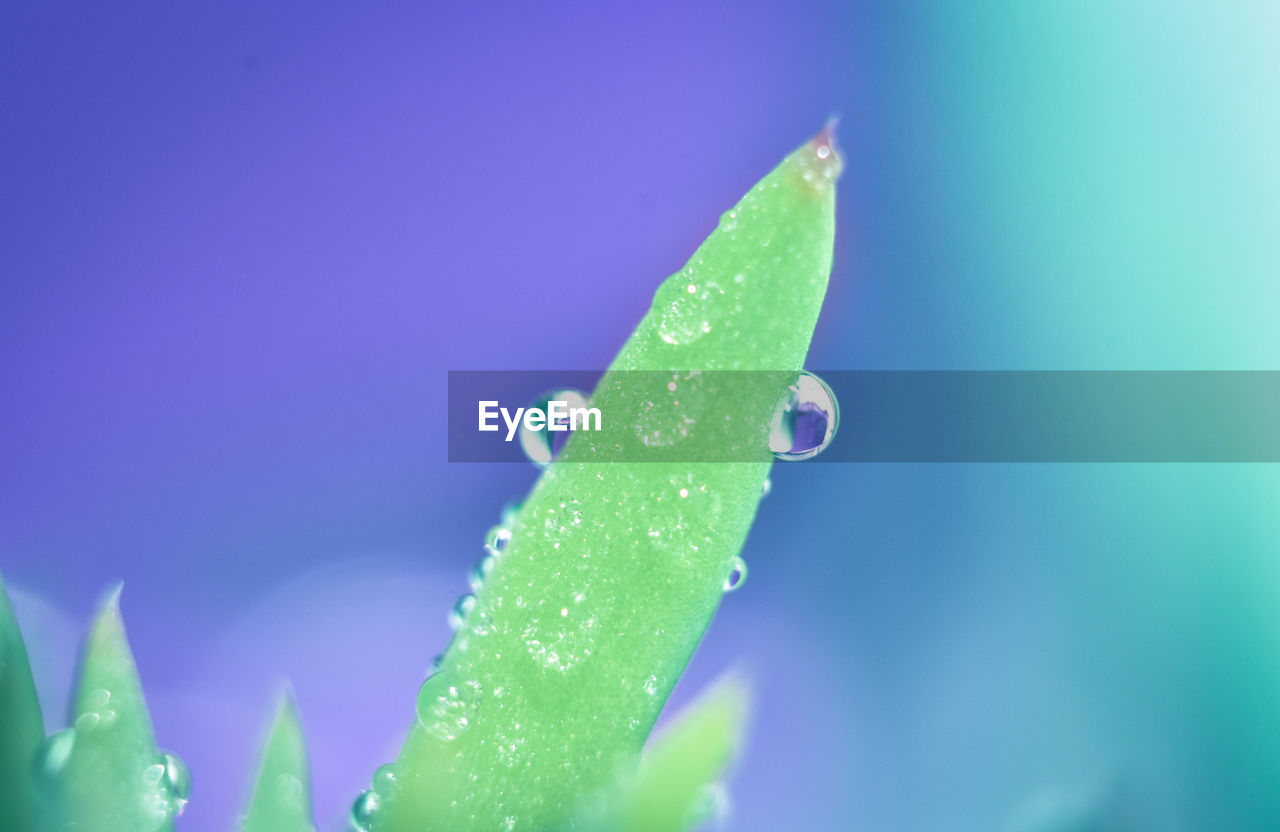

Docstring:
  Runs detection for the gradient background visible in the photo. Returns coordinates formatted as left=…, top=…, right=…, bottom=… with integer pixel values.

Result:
left=2, top=2, right=1278, bottom=830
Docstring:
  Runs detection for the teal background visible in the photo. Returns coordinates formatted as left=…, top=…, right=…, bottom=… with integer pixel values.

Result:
left=2, top=2, right=1278, bottom=829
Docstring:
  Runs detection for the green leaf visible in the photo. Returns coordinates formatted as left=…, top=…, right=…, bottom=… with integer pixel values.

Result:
left=241, top=691, right=316, bottom=832
left=372, top=127, right=840, bottom=831
left=0, top=572, right=44, bottom=832
left=44, top=584, right=188, bottom=832
left=579, top=674, right=751, bottom=832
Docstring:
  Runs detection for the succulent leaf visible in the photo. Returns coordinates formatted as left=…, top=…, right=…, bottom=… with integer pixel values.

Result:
left=578, top=675, right=751, bottom=832
left=374, top=127, right=840, bottom=831
left=42, top=585, right=186, bottom=832
left=241, top=691, right=316, bottom=832
left=0, top=572, right=44, bottom=832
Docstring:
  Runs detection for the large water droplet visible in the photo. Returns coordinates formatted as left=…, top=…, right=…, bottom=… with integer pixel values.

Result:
left=484, top=524, right=512, bottom=556
left=161, top=751, right=192, bottom=803
left=723, top=557, right=748, bottom=593
left=769, top=371, right=839, bottom=461
left=351, top=789, right=381, bottom=830
left=372, top=763, right=400, bottom=795
left=415, top=672, right=483, bottom=742
left=448, top=593, right=476, bottom=630
left=33, top=729, right=76, bottom=789
left=517, top=388, right=591, bottom=466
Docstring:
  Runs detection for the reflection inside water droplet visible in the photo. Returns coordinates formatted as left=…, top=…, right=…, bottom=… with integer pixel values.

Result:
left=351, top=789, right=381, bottom=830
left=484, top=524, right=512, bottom=556
left=449, top=593, right=476, bottom=630
left=161, top=751, right=192, bottom=803
left=769, top=371, right=839, bottom=461
left=723, top=557, right=748, bottom=593
left=518, top=388, right=591, bottom=466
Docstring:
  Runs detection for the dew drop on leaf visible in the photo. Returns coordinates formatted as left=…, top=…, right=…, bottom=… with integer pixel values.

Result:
left=350, top=789, right=381, bottom=830
left=484, top=524, right=512, bottom=556
left=161, top=751, right=192, bottom=802
left=723, top=556, right=748, bottom=593
left=415, top=672, right=483, bottom=742
left=469, top=554, right=495, bottom=593
left=769, top=371, right=839, bottom=461
left=517, top=388, right=590, bottom=466
left=449, top=593, right=476, bottom=630
left=372, top=762, right=400, bottom=795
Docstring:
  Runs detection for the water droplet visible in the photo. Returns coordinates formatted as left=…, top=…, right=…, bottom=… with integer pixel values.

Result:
left=484, top=524, right=512, bottom=556
left=760, top=477, right=772, bottom=498
left=351, top=789, right=381, bottom=830
left=448, top=594, right=476, bottom=630
left=372, top=763, right=400, bottom=795
left=518, top=388, right=591, bottom=466
left=658, top=294, right=710, bottom=346
left=74, top=686, right=115, bottom=732
left=691, top=783, right=731, bottom=826
left=415, top=672, right=483, bottom=741
left=469, top=554, right=495, bottom=593
left=723, top=557, right=748, bottom=592
left=522, top=602, right=599, bottom=672
left=85, top=688, right=111, bottom=710
left=33, top=729, right=76, bottom=788
left=161, top=752, right=192, bottom=802
left=769, top=371, right=839, bottom=461
left=143, top=763, right=165, bottom=786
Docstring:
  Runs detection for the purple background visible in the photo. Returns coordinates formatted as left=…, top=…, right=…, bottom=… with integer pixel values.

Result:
left=5, top=2, right=1280, bottom=831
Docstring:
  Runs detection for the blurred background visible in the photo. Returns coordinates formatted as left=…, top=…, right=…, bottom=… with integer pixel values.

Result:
left=2, top=1, right=1278, bottom=829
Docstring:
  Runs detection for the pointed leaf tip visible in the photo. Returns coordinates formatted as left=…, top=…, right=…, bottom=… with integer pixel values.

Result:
left=242, top=689, right=316, bottom=832
left=379, top=131, right=835, bottom=830
left=812, top=116, right=839, bottom=151
left=56, top=582, right=177, bottom=831
left=579, top=674, right=753, bottom=832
